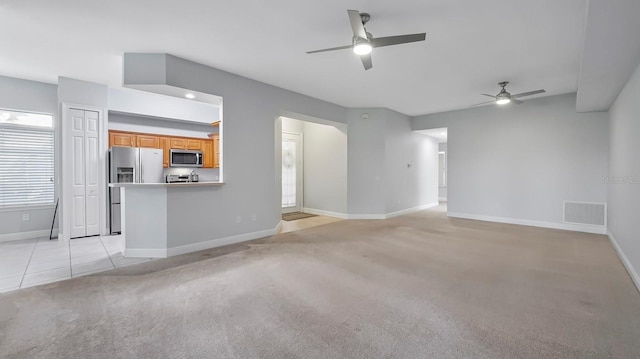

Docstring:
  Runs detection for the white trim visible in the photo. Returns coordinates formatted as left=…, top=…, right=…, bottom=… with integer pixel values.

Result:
left=438, top=197, right=448, bottom=201
left=347, top=202, right=439, bottom=220
left=167, top=222, right=282, bottom=257
left=124, top=248, right=167, bottom=258
left=447, top=212, right=607, bottom=234
left=0, top=229, right=59, bottom=243
left=385, top=202, right=439, bottom=219
left=123, top=221, right=283, bottom=259
left=275, top=220, right=283, bottom=234
left=348, top=214, right=386, bottom=220
left=607, top=231, right=640, bottom=294
left=303, top=207, right=349, bottom=219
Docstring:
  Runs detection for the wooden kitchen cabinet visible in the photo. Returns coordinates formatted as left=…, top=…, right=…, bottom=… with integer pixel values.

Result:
left=160, top=137, right=171, bottom=168
left=186, top=139, right=203, bottom=150
left=203, top=140, right=213, bottom=168
left=109, top=131, right=137, bottom=147
left=170, top=138, right=187, bottom=149
left=109, top=130, right=218, bottom=169
left=137, top=134, right=160, bottom=148
left=213, top=134, right=220, bottom=168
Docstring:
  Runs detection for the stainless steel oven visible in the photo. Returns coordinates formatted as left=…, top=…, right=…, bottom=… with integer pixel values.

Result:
left=170, top=149, right=203, bottom=167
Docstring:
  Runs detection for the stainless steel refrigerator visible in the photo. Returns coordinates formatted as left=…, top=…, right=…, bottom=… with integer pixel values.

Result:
left=109, top=146, right=164, bottom=234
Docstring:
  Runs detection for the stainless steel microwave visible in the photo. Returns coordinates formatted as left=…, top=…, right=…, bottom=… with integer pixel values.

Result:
left=170, top=149, right=203, bottom=167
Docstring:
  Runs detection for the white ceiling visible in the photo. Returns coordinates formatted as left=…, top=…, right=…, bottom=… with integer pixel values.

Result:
left=0, top=0, right=590, bottom=116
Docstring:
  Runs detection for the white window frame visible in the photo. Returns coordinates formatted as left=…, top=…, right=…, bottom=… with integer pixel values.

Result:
left=0, top=108, right=55, bottom=209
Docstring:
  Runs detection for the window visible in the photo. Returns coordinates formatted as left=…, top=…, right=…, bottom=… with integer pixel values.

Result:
left=438, top=151, right=446, bottom=187
left=0, top=109, right=54, bottom=207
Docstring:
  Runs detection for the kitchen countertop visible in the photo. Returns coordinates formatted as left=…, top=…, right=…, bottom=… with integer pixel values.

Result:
left=109, top=181, right=224, bottom=188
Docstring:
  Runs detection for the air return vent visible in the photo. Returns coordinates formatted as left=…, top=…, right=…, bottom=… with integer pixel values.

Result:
left=563, top=201, right=606, bottom=226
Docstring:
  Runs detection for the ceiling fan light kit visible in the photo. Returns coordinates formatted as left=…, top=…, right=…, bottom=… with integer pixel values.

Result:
left=353, top=39, right=372, bottom=55
left=306, top=9, right=426, bottom=70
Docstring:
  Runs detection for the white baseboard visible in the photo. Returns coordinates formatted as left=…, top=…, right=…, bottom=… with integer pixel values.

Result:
left=447, top=212, right=607, bottom=235
left=607, top=231, right=640, bottom=294
left=167, top=223, right=281, bottom=257
left=0, top=229, right=59, bottom=243
left=438, top=197, right=447, bottom=201
left=385, top=202, right=439, bottom=219
left=347, top=202, right=439, bottom=220
left=124, top=248, right=167, bottom=258
left=303, top=207, right=349, bottom=219
left=347, top=214, right=386, bottom=220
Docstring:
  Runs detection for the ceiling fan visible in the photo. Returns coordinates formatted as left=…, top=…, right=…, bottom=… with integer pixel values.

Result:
left=471, top=82, right=546, bottom=106
left=306, top=9, right=426, bottom=70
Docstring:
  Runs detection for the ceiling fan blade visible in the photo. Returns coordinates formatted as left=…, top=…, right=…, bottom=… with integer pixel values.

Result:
left=510, top=98, right=524, bottom=104
left=481, top=94, right=497, bottom=99
left=511, top=89, right=545, bottom=98
left=306, top=44, right=353, bottom=54
left=371, top=33, right=426, bottom=48
left=360, top=53, right=372, bottom=70
left=347, top=10, right=367, bottom=39
left=470, top=100, right=497, bottom=107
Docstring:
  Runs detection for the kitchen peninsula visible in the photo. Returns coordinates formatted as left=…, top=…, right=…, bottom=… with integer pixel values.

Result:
left=110, top=181, right=224, bottom=258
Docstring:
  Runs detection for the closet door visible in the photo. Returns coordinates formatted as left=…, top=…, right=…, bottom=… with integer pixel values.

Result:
left=84, top=110, right=100, bottom=236
left=70, top=109, right=101, bottom=238
left=70, top=109, right=87, bottom=238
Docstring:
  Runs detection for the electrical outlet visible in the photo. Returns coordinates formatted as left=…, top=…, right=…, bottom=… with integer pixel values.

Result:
left=251, top=214, right=257, bottom=221
left=22, top=213, right=29, bottom=221
left=236, top=216, right=241, bottom=223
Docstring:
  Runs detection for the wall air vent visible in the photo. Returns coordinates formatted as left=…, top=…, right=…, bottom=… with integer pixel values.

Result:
left=563, top=201, right=606, bottom=227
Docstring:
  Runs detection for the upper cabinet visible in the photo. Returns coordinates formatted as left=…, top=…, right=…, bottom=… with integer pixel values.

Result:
left=137, top=134, right=160, bottom=148
left=108, top=130, right=217, bottom=169
left=109, top=131, right=136, bottom=147
left=170, top=138, right=187, bottom=149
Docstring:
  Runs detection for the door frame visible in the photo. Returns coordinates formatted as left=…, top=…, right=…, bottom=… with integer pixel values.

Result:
left=281, top=131, right=303, bottom=214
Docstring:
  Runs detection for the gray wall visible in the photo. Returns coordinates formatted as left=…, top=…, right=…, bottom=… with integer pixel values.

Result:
left=384, top=109, right=438, bottom=213
left=413, top=93, right=608, bottom=225
left=347, top=108, right=438, bottom=216
left=302, top=121, right=348, bottom=215
left=347, top=109, right=387, bottom=215
left=608, top=62, right=640, bottom=285
left=0, top=76, right=58, bottom=238
left=124, top=54, right=349, bottom=245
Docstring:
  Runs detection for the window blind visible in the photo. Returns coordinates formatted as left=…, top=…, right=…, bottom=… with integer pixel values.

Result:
left=0, top=125, right=55, bottom=207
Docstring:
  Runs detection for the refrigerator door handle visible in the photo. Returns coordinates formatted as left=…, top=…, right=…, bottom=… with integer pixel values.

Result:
left=140, top=163, right=144, bottom=183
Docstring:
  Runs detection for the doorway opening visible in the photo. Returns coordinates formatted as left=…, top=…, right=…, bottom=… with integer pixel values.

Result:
left=277, top=115, right=348, bottom=233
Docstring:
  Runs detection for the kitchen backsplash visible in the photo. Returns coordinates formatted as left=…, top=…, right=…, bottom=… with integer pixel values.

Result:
left=164, top=168, right=220, bottom=182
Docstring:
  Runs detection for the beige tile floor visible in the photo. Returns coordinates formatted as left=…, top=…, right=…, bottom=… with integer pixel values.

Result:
left=0, top=236, right=153, bottom=293
left=1, top=215, right=342, bottom=293
left=279, top=215, right=343, bottom=234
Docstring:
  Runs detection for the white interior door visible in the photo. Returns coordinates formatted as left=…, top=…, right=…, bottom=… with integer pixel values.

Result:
left=70, top=109, right=100, bottom=238
left=84, top=110, right=100, bottom=236
left=282, top=132, right=302, bottom=214
left=70, top=109, right=86, bottom=238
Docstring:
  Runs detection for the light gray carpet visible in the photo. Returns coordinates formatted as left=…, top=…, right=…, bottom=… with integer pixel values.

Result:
left=1, top=206, right=639, bottom=358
